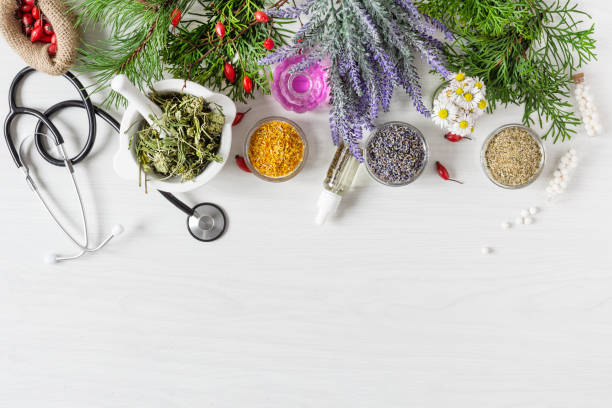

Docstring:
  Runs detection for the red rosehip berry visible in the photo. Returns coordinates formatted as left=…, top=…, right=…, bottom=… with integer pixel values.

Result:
left=170, top=8, right=181, bottom=27
left=263, top=38, right=275, bottom=50
left=254, top=11, right=269, bottom=23
left=215, top=21, right=226, bottom=38
left=243, top=75, right=253, bottom=94
left=224, top=63, right=236, bottom=83
left=30, top=26, right=43, bottom=42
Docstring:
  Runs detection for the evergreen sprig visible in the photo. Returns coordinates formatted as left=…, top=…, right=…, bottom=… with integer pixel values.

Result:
left=418, top=0, right=597, bottom=142
left=261, top=0, right=451, bottom=160
left=163, top=0, right=294, bottom=102
left=73, top=0, right=196, bottom=107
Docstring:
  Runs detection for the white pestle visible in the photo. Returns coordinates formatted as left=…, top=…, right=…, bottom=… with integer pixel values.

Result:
left=111, top=74, right=167, bottom=138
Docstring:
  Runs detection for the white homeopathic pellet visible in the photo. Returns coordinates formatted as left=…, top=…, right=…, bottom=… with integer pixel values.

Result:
left=529, top=206, right=539, bottom=215
left=501, top=221, right=512, bottom=230
left=546, top=149, right=578, bottom=201
left=573, top=73, right=602, bottom=137
left=524, top=216, right=534, bottom=225
left=481, top=246, right=493, bottom=255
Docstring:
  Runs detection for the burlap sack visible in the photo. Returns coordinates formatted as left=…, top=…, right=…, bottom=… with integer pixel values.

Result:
left=0, top=0, right=79, bottom=75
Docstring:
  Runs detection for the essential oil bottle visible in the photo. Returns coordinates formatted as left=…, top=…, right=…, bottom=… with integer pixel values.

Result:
left=315, top=143, right=361, bottom=225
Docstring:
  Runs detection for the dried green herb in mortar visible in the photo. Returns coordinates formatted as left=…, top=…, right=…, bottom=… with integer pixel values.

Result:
left=132, top=92, right=225, bottom=182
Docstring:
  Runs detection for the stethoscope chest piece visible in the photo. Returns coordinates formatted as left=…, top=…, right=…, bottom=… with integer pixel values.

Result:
left=159, top=191, right=227, bottom=242
left=188, top=203, right=227, bottom=242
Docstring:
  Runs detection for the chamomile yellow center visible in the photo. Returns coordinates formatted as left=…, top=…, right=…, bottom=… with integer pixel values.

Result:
left=459, top=120, right=469, bottom=129
left=464, top=92, right=473, bottom=102
left=478, top=99, right=487, bottom=109
left=446, top=89, right=453, bottom=97
left=475, top=82, right=483, bottom=89
left=456, top=88, right=464, bottom=95
left=438, top=109, right=449, bottom=119
left=456, top=73, right=465, bottom=81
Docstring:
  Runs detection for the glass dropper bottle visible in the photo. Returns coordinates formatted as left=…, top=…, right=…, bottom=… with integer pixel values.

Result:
left=315, top=143, right=361, bottom=225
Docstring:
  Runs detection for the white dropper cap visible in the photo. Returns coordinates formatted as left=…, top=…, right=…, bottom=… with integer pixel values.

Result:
left=315, top=189, right=342, bottom=225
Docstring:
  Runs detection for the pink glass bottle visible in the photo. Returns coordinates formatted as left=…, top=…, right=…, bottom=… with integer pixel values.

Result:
left=272, top=55, right=330, bottom=113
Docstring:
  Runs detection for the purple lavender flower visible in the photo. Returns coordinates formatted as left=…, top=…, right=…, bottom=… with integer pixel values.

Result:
left=260, top=0, right=451, bottom=159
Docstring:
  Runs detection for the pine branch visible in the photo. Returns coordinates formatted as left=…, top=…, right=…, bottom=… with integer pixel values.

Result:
left=72, top=0, right=196, bottom=107
left=418, top=0, right=597, bottom=142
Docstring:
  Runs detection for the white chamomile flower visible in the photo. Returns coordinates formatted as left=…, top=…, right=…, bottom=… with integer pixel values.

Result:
left=432, top=99, right=457, bottom=130
left=443, top=86, right=454, bottom=99
left=462, top=77, right=476, bottom=89
left=472, top=77, right=486, bottom=95
left=475, top=96, right=488, bottom=114
left=458, top=88, right=479, bottom=110
left=454, top=72, right=466, bottom=83
left=450, top=72, right=467, bottom=91
left=453, top=112, right=474, bottom=136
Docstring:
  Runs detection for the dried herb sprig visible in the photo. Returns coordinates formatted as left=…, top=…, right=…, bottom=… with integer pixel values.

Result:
left=132, top=92, right=225, bottom=183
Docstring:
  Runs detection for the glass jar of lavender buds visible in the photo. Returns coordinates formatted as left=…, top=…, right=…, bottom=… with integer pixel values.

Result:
left=364, top=122, right=429, bottom=187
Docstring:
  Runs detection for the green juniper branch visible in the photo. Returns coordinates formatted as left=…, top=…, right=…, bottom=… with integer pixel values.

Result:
left=418, top=0, right=596, bottom=142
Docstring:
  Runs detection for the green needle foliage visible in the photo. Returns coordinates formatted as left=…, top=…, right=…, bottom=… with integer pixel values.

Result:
left=418, top=0, right=596, bottom=142
left=73, top=0, right=196, bottom=107
left=163, top=0, right=294, bottom=103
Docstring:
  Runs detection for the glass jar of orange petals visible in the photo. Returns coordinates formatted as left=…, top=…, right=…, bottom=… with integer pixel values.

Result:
left=244, top=117, right=308, bottom=182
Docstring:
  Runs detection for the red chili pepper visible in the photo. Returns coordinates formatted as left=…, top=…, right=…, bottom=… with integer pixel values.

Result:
left=235, top=155, right=252, bottom=173
left=254, top=11, right=269, bottom=23
left=243, top=75, right=253, bottom=94
left=50, top=33, right=57, bottom=45
left=436, top=161, right=463, bottom=184
left=20, top=4, right=33, bottom=12
left=170, top=8, right=181, bottom=27
left=24, top=0, right=35, bottom=5
left=444, top=132, right=471, bottom=142
left=224, top=62, right=236, bottom=83
left=215, top=21, right=226, bottom=38
left=47, top=43, right=57, bottom=56
left=232, top=107, right=252, bottom=126
left=31, top=6, right=40, bottom=19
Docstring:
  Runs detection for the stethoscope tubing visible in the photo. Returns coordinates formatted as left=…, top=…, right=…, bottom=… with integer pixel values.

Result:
left=4, top=66, right=122, bottom=262
left=5, top=67, right=102, bottom=168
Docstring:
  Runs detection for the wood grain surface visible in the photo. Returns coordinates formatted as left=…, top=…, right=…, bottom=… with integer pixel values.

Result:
left=1, top=2, right=611, bottom=406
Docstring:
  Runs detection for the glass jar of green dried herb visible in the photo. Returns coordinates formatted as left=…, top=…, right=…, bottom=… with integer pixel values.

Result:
left=481, top=124, right=546, bottom=189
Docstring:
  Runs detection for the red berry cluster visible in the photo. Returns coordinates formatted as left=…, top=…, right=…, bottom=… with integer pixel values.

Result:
left=220, top=10, right=273, bottom=95
left=15, top=0, right=57, bottom=56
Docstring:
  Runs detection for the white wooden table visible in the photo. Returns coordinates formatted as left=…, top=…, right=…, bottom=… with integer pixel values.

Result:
left=1, top=1, right=612, bottom=406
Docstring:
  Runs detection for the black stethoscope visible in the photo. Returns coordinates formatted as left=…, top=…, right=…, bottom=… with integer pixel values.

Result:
left=3, top=67, right=227, bottom=263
